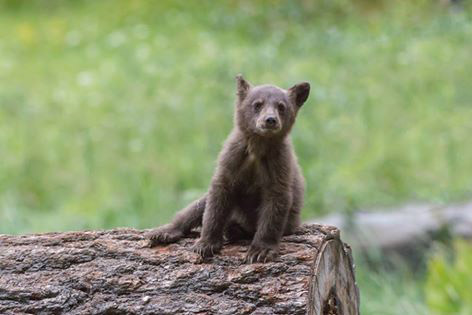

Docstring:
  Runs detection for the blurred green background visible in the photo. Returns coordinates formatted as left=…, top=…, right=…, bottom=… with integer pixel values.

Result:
left=1, top=0, right=471, bottom=313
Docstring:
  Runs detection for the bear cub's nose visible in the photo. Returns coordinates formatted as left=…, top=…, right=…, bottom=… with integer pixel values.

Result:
left=265, top=117, right=277, bottom=127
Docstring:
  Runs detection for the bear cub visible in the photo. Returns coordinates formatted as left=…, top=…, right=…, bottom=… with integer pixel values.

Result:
left=147, top=75, right=310, bottom=263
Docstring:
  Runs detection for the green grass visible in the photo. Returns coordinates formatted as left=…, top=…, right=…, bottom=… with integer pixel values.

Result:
left=1, top=1, right=471, bottom=313
left=426, top=240, right=472, bottom=314
left=357, top=263, right=428, bottom=315
left=1, top=0, right=471, bottom=234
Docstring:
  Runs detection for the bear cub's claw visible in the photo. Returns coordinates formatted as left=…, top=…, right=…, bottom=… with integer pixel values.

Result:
left=244, top=244, right=278, bottom=264
left=192, top=239, right=222, bottom=258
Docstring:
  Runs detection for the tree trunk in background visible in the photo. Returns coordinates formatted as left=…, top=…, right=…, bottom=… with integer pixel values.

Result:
left=0, top=224, right=359, bottom=315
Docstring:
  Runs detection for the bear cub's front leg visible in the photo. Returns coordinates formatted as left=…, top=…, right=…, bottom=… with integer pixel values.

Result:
left=244, top=193, right=290, bottom=263
left=191, top=184, right=230, bottom=257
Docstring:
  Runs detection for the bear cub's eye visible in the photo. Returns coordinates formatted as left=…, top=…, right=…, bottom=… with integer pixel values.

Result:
left=253, top=101, right=263, bottom=111
left=277, top=102, right=286, bottom=113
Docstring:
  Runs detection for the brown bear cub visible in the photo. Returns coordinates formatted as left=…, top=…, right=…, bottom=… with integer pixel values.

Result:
left=147, top=75, right=310, bottom=263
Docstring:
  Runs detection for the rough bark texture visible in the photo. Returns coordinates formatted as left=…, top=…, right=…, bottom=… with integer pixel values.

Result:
left=0, top=224, right=359, bottom=315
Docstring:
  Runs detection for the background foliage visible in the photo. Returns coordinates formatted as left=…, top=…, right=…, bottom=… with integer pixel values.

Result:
left=1, top=1, right=471, bottom=313
left=426, top=241, right=472, bottom=315
left=1, top=0, right=471, bottom=234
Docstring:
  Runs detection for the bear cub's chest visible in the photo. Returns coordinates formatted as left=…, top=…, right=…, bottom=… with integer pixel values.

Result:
left=237, top=153, right=272, bottom=190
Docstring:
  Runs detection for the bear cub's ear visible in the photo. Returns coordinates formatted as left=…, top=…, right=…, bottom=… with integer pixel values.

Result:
left=288, top=82, right=310, bottom=107
left=236, top=74, right=252, bottom=101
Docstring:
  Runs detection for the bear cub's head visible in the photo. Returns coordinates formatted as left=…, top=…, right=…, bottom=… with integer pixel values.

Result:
left=235, top=75, right=310, bottom=138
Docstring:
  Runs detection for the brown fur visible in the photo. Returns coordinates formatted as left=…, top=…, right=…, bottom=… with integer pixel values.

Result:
left=147, top=75, right=310, bottom=263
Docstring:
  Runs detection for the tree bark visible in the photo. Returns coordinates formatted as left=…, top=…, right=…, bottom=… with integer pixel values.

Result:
left=0, top=224, right=359, bottom=315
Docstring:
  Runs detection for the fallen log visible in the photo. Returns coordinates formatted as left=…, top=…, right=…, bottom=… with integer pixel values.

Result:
left=313, top=201, right=472, bottom=254
left=0, top=224, right=359, bottom=315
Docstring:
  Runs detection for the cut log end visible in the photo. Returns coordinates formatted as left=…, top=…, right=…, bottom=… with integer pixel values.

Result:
left=0, top=224, right=359, bottom=315
left=311, top=240, right=359, bottom=315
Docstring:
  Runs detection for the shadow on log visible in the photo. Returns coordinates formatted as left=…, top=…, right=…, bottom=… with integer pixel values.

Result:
left=0, top=224, right=359, bottom=315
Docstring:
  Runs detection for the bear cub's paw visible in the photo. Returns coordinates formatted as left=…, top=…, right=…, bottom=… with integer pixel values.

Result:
left=146, top=224, right=183, bottom=247
left=245, top=243, right=279, bottom=264
left=192, top=239, right=222, bottom=258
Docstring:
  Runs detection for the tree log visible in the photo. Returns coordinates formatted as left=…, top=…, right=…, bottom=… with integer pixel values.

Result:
left=0, top=224, right=359, bottom=315
left=313, top=201, right=472, bottom=254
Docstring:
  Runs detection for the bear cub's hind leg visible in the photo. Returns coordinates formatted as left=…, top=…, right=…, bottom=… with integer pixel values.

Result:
left=147, top=195, right=206, bottom=247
